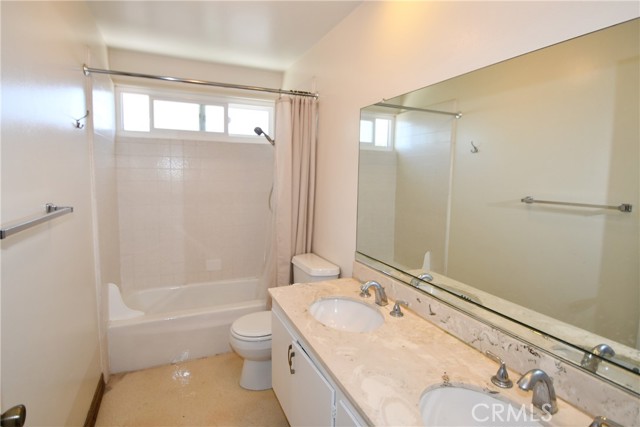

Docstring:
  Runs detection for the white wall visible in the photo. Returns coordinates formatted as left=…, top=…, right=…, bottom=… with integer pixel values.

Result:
left=1, top=1, right=114, bottom=424
left=282, top=1, right=639, bottom=277
left=108, top=48, right=283, bottom=98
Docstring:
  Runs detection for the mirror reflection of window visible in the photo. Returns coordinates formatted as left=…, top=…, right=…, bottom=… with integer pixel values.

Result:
left=359, top=113, right=394, bottom=150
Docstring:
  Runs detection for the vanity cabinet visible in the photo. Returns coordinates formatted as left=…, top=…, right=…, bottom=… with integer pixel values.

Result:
left=272, top=306, right=366, bottom=427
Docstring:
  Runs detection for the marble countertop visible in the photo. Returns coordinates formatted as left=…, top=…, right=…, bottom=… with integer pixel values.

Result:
left=269, top=278, right=592, bottom=426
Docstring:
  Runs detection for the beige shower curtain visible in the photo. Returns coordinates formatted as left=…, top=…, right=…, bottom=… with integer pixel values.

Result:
left=270, top=95, right=318, bottom=287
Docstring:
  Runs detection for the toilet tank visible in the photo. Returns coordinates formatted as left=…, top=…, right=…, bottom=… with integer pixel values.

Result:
left=292, top=253, right=340, bottom=284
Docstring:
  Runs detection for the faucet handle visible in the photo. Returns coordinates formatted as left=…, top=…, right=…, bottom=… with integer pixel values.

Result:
left=485, top=351, right=513, bottom=388
left=390, top=300, right=409, bottom=317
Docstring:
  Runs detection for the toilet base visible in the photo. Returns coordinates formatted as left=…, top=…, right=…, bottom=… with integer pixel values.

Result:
left=240, top=359, right=272, bottom=390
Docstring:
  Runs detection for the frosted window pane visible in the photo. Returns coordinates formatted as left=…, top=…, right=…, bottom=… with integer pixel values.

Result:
left=360, top=120, right=373, bottom=143
left=154, top=100, right=199, bottom=131
left=375, top=119, right=389, bottom=147
left=229, top=105, right=269, bottom=136
left=122, top=93, right=150, bottom=131
left=205, top=105, right=225, bottom=132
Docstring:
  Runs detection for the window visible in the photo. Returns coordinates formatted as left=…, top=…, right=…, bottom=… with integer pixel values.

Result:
left=117, top=86, right=274, bottom=143
left=360, top=113, right=394, bottom=150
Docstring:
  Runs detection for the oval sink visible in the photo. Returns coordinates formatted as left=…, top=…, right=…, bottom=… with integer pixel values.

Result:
left=309, top=297, right=384, bottom=333
left=420, top=386, right=548, bottom=426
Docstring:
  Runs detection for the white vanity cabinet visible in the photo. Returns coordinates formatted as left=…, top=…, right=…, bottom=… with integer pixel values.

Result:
left=272, top=306, right=366, bottom=427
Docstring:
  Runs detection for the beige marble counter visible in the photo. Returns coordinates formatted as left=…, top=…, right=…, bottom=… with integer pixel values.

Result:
left=269, top=278, right=592, bottom=427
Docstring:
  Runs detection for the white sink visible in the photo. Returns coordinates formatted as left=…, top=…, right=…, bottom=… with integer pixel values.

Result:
left=309, top=297, right=384, bottom=333
left=420, top=386, right=548, bottom=426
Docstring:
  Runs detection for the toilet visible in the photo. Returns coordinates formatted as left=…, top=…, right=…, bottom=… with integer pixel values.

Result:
left=228, top=253, right=340, bottom=390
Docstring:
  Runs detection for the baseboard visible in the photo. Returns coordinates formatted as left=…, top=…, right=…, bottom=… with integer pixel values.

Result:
left=84, top=374, right=105, bottom=427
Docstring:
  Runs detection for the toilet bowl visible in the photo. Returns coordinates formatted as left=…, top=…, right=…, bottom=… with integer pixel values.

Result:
left=229, top=253, right=340, bottom=390
left=229, top=310, right=272, bottom=390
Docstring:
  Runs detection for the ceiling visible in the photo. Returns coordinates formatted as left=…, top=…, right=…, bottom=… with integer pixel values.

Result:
left=86, top=1, right=362, bottom=71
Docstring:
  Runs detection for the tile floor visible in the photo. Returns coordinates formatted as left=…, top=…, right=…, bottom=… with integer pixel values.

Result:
left=96, top=352, right=289, bottom=427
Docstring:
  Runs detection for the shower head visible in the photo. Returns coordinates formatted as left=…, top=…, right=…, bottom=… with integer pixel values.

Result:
left=254, top=127, right=275, bottom=145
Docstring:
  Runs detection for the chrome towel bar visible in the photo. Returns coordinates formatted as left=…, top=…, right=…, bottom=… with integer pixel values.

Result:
left=521, top=196, right=632, bottom=213
left=0, top=203, right=74, bottom=240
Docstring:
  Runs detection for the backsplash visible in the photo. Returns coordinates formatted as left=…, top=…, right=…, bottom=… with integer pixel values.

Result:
left=353, top=261, right=639, bottom=425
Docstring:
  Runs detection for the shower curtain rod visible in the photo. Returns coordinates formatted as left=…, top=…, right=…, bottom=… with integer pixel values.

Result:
left=375, top=102, right=462, bottom=118
left=82, top=65, right=318, bottom=98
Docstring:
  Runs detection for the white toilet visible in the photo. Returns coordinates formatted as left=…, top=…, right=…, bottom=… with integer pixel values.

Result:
left=228, top=253, right=340, bottom=390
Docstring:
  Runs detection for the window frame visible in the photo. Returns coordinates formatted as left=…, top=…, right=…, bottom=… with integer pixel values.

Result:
left=115, top=85, right=275, bottom=144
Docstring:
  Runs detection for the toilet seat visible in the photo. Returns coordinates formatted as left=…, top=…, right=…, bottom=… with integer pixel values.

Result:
left=230, top=311, right=271, bottom=342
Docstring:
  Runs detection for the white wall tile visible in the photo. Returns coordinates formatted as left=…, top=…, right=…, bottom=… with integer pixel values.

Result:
left=116, top=136, right=274, bottom=293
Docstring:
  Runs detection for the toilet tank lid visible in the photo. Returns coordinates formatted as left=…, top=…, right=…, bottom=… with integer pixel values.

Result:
left=292, top=253, right=340, bottom=276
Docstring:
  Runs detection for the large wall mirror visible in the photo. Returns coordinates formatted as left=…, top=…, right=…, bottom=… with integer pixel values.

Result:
left=357, top=19, right=639, bottom=393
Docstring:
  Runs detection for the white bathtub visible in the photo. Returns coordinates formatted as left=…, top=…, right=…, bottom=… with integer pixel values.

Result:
left=107, top=280, right=267, bottom=374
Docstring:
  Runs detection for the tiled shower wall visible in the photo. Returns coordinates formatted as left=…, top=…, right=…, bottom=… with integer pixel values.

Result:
left=116, top=136, right=274, bottom=294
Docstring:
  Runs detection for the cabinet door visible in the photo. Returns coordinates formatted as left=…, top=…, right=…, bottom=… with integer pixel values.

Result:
left=336, top=398, right=365, bottom=427
left=271, top=310, right=295, bottom=418
left=288, top=340, right=335, bottom=427
left=272, top=309, right=335, bottom=427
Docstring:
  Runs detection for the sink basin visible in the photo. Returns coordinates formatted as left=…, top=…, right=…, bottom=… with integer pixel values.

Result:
left=309, top=297, right=384, bottom=332
left=420, top=386, right=548, bottom=426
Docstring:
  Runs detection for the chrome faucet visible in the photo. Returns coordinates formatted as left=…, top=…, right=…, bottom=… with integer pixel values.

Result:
left=418, top=272, right=434, bottom=282
left=581, top=343, right=615, bottom=373
left=360, top=281, right=388, bottom=306
left=410, top=272, right=433, bottom=288
left=589, top=415, right=624, bottom=427
left=517, top=369, right=558, bottom=414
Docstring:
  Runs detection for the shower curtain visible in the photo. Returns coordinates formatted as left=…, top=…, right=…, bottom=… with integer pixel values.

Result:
left=271, top=95, right=318, bottom=287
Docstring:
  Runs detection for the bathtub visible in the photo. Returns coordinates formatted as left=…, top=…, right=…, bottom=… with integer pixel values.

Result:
left=107, top=280, right=267, bottom=374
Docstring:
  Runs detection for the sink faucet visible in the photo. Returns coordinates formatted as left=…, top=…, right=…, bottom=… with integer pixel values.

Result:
left=589, top=416, right=624, bottom=427
left=360, top=281, right=388, bottom=306
left=410, top=272, right=434, bottom=287
left=581, top=343, right=615, bottom=373
left=417, top=272, right=434, bottom=282
left=517, top=369, right=558, bottom=414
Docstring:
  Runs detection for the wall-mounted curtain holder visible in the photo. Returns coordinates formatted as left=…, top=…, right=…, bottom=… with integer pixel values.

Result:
left=0, top=203, right=74, bottom=240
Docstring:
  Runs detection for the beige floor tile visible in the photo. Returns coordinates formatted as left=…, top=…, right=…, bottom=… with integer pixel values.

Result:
left=96, top=352, right=289, bottom=427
